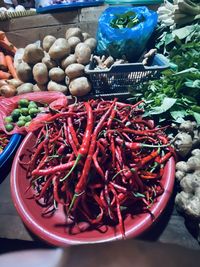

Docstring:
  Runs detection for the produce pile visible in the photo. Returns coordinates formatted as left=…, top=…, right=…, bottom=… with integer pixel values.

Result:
left=23, top=99, right=174, bottom=236
left=0, top=131, right=9, bottom=153
left=130, top=22, right=200, bottom=124
left=157, top=0, right=200, bottom=28
left=3, top=99, right=43, bottom=132
left=0, top=31, right=20, bottom=98
left=14, top=28, right=97, bottom=97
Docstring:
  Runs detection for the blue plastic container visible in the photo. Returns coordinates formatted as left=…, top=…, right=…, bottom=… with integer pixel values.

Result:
left=36, top=0, right=105, bottom=13
left=0, top=134, right=23, bottom=169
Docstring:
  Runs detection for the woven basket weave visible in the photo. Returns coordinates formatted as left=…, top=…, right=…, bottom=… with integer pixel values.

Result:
left=0, top=10, right=36, bottom=21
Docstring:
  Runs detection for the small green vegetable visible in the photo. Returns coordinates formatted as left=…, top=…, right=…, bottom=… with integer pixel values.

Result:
left=18, top=99, right=29, bottom=108
left=4, top=116, right=13, bottom=123
left=29, top=107, right=39, bottom=118
left=28, top=101, right=37, bottom=108
left=11, top=109, right=21, bottom=121
left=17, top=120, right=26, bottom=127
left=18, top=115, right=27, bottom=121
left=25, top=115, right=32, bottom=122
left=25, top=122, right=30, bottom=127
left=5, top=123, right=14, bottom=132
left=20, top=108, right=29, bottom=116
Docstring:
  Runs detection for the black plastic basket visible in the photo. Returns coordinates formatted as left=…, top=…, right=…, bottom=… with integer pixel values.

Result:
left=85, top=54, right=169, bottom=97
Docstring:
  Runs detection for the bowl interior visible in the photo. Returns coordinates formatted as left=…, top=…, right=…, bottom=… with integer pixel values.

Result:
left=11, top=132, right=175, bottom=246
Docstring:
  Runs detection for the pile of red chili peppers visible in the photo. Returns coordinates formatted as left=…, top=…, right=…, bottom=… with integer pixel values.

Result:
left=24, top=99, right=174, bottom=237
left=0, top=132, right=9, bottom=154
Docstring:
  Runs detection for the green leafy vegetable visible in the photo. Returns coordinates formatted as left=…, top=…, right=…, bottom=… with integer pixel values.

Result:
left=130, top=25, right=200, bottom=124
left=110, top=11, right=144, bottom=29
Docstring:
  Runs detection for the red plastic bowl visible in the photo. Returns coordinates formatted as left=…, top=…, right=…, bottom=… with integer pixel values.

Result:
left=11, top=132, right=175, bottom=247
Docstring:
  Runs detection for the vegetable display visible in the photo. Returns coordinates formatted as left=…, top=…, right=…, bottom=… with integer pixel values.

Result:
left=175, top=148, right=200, bottom=240
left=110, top=11, right=143, bottom=29
left=0, top=31, right=19, bottom=97
left=130, top=23, right=200, bottom=124
left=13, top=27, right=96, bottom=97
left=23, top=99, right=174, bottom=236
left=4, top=99, right=42, bottom=132
left=0, top=131, right=9, bottom=153
left=157, top=0, right=200, bottom=28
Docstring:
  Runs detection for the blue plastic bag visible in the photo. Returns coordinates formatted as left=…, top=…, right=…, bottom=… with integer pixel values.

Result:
left=96, top=6, right=158, bottom=62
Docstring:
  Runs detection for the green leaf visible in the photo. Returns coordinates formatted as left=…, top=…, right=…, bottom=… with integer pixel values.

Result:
left=170, top=110, right=187, bottom=120
left=174, top=68, right=199, bottom=76
left=164, top=33, right=174, bottom=46
left=185, top=79, right=200, bottom=88
left=172, top=25, right=196, bottom=40
left=149, top=97, right=177, bottom=115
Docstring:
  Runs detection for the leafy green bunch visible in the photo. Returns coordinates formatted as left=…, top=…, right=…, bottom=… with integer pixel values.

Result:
left=130, top=23, right=200, bottom=124
left=110, top=11, right=144, bottom=29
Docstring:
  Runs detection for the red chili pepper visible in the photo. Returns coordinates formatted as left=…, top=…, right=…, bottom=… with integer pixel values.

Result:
left=92, top=146, right=105, bottom=179
left=134, top=136, right=157, bottom=143
left=109, top=135, right=116, bottom=168
left=53, top=176, right=64, bottom=205
left=108, top=125, right=168, bottom=136
left=57, top=144, right=66, bottom=155
left=36, top=175, right=54, bottom=200
left=115, top=145, right=123, bottom=168
left=121, top=132, right=132, bottom=142
left=115, top=137, right=169, bottom=150
left=110, top=182, right=127, bottom=194
left=130, top=119, right=153, bottom=129
left=124, top=167, right=144, bottom=192
left=68, top=100, right=117, bottom=212
left=140, top=172, right=158, bottom=179
left=109, top=184, right=125, bottom=238
left=60, top=102, right=94, bottom=182
left=26, top=140, right=46, bottom=167
left=67, top=106, right=80, bottom=146
left=32, top=160, right=76, bottom=176
left=157, top=135, right=169, bottom=145
left=66, top=125, right=78, bottom=156
left=107, top=105, right=117, bottom=129
left=35, top=154, right=48, bottom=171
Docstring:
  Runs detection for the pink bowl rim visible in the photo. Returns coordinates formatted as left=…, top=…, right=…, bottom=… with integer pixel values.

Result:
left=10, top=132, right=175, bottom=247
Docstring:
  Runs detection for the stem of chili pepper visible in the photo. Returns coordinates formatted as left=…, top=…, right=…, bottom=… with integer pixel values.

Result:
left=134, top=136, right=157, bottom=144
left=111, top=169, right=128, bottom=180
left=115, top=137, right=170, bottom=150
left=60, top=102, right=94, bottom=182
left=68, top=100, right=117, bottom=213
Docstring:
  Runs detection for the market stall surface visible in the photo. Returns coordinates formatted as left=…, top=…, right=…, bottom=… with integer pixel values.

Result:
left=0, top=169, right=199, bottom=253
